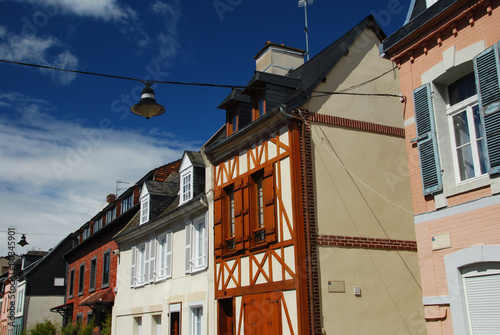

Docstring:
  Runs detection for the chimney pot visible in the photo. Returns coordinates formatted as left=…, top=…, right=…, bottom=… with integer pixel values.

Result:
left=106, top=194, right=116, bottom=203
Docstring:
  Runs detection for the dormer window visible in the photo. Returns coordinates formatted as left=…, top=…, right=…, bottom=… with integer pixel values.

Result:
left=227, top=107, right=239, bottom=136
left=180, top=170, right=193, bottom=204
left=93, top=218, right=102, bottom=232
left=121, top=194, right=133, bottom=214
left=106, top=207, right=116, bottom=223
left=253, top=95, right=265, bottom=120
left=140, top=193, right=150, bottom=225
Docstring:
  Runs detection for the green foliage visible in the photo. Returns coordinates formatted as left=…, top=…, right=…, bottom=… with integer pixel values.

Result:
left=100, top=314, right=112, bottom=335
left=24, top=319, right=59, bottom=335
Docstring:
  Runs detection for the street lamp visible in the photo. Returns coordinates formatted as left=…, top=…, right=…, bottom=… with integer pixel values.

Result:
left=18, top=234, right=29, bottom=247
left=130, top=82, right=166, bottom=119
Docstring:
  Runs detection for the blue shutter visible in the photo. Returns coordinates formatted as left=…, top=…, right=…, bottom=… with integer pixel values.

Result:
left=474, top=43, right=500, bottom=174
left=413, top=84, right=442, bottom=195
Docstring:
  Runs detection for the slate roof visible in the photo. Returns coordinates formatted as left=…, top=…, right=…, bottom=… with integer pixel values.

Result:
left=218, top=89, right=251, bottom=109
left=144, top=180, right=179, bottom=196
left=205, top=15, right=385, bottom=153
left=115, top=152, right=206, bottom=240
left=381, top=0, right=458, bottom=54
left=285, top=15, right=385, bottom=110
left=185, top=151, right=205, bottom=168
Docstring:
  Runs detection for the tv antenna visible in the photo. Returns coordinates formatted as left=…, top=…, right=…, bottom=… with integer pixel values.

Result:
left=298, top=0, right=313, bottom=61
left=116, top=180, right=130, bottom=196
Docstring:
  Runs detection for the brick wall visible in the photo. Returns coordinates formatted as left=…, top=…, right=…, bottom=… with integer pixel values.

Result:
left=317, top=234, right=417, bottom=251
left=299, top=116, right=322, bottom=335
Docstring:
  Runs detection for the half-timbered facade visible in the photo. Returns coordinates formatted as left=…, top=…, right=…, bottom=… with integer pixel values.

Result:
left=206, top=99, right=304, bottom=335
left=205, top=15, right=426, bottom=335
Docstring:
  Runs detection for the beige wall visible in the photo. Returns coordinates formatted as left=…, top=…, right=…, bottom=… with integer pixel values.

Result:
left=308, top=27, right=426, bottom=334
left=25, top=296, right=64, bottom=329
left=113, top=214, right=213, bottom=335
left=307, top=29, right=403, bottom=128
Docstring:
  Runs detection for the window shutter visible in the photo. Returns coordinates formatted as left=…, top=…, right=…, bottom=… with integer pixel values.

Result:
left=185, top=221, right=192, bottom=273
left=214, top=189, right=223, bottom=256
left=197, top=219, right=208, bottom=269
left=166, top=232, right=172, bottom=278
left=144, top=241, right=151, bottom=283
left=263, top=164, right=276, bottom=242
left=413, top=83, right=442, bottom=195
left=149, top=240, right=155, bottom=282
left=474, top=43, right=500, bottom=173
left=130, top=246, right=136, bottom=287
left=203, top=219, right=208, bottom=269
left=234, top=179, right=244, bottom=251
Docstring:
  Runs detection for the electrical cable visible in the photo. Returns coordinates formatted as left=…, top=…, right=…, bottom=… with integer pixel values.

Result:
left=297, top=110, right=413, bottom=215
left=0, top=58, right=404, bottom=99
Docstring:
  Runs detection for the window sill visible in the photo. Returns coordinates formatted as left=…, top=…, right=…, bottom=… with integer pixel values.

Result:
left=190, top=267, right=207, bottom=275
left=101, top=283, right=109, bottom=289
left=444, top=175, right=491, bottom=198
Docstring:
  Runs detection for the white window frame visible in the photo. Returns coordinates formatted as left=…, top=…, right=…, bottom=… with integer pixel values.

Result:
left=106, top=207, right=116, bottom=223
left=180, top=169, right=193, bottom=205
left=185, top=214, right=208, bottom=274
left=447, top=94, right=487, bottom=184
left=156, top=231, right=173, bottom=281
left=135, top=242, right=146, bottom=286
left=121, top=194, right=133, bottom=214
left=132, top=239, right=156, bottom=287
left=140, top=194, right=150, bottom=225
left=189, top=305, right=203, bottom=335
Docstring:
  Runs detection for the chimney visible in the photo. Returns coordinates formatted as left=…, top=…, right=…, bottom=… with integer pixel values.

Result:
left=254, top=42, right=306, bottom=75
left=106, top=194, right=116, bottom=203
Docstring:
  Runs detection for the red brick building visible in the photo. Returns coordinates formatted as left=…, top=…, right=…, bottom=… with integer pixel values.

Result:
left=53, top=160, right=180, bottom=330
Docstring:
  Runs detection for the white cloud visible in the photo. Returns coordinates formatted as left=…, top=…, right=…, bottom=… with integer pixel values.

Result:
left=149, top=0, right=182, bottom=67
left=14, top=0, right=137, bottom=22
left=0, top=92, right=199, bottom=255
left=0, top=27, right=79, bottom=85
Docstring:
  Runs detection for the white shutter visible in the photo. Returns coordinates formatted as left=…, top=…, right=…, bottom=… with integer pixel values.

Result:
left=185, top=221, right=192, bottom=273
left=156, top=236, right=165, bottom=279
left=130, top=246, right=136, bottom=287
left=149, top=239, right=155, bottom=282
left=201, top=219, right=208, bottom=269
left=464, top=271, right=500, bottom=333
left=166, top=231, right=173, bottom=278
left=144, top=241, right=150, bottom=282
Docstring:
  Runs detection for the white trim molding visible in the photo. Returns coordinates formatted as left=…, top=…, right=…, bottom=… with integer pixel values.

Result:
left=444, top=245, right=500, bottom=335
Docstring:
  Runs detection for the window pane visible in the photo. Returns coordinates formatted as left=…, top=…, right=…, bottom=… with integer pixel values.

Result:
left=229, top=193, right=235, bottom=237
left=256, top=177, right=264, bottom=228
left=473, top=106, right=488, bottom=174
left=102, top=253, right=110, bottom=285
left=453, top=111, right=471, bottom=147
left=448, top=72, right=477, bottom=106
left=457, top=144, right=475, bottom=181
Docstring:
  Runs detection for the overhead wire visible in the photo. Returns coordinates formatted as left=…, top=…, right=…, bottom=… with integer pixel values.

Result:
left=0, top=58, right=404, bottom=99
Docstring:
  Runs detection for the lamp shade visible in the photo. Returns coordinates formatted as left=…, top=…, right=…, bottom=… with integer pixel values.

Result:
left=18, top=234, right=28, bottom=247
left=130, top=83, right=165, bottom=119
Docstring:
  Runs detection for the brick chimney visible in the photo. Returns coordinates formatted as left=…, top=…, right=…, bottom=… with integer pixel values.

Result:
left=254, top=42, right=305, bottom=75
left=106, top=194, right=116, bottom=203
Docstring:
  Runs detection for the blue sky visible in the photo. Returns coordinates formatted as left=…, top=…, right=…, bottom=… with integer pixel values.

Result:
left=0, top=0, right=410, bottom=255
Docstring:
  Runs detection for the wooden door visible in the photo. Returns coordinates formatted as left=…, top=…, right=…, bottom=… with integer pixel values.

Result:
left=170, top=311, right=180, bottom=335
left=243, top=292, right=281, bottom=335
left=218, top=298, right=234, bottom=335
